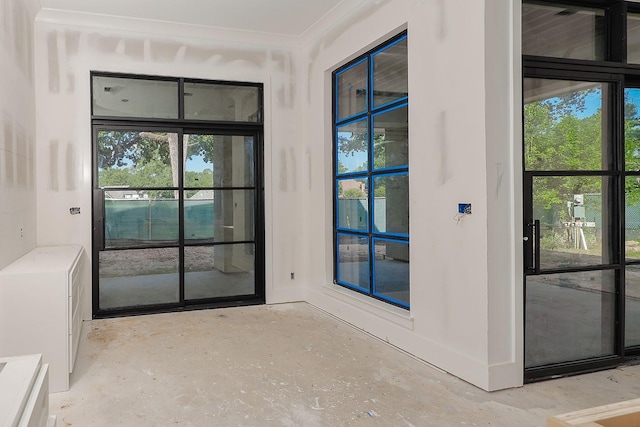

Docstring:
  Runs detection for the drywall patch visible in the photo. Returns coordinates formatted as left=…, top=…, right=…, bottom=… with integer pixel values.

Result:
left=114, top=39, right=125, bottom=55
left=15, top=124, right=26, bottom=189
left=279, top=148, right=288, bottom=192
left=49, top=140, right=59, bottom=191
left=65, top=143, right=78, bottom=191
left=1, top=0, right=10, bottom=54
left=47, top=31, right=60, bottom=93
left=289, top=148, right=297, bottom=192
left=437, top=111, right=450, bottom=185
left=88, top=33, right=120, bottom=55
left=27, top=134, right=34, bottom=189
left=143, top=39, right=152, bottom=62
left=3, top=114, right=14, bottom=186
left=65, top=30, right=80, bottom=57
left=183, top=46, right=216, bottom=64
left=186, top=46, right=265, bottom=69
left=12, top=0, right=31, bottom=79
left=436, top=0, right=448, bottom=41
left=149, top=40, right=183, bottom=63
left=271, top=51, right=295, bottom=108
left=174, top=45, right=187, bottom=63
left=53, top=31, right=73, bottom=93
left=125, top=39, right=145, bottom=60
left=306, top=147, right=312, bottom=191
left=66, top=72, right=75, bottom=93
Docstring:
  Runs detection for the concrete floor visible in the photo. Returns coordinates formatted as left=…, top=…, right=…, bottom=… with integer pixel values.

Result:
left=50, top=303, right=640, bottom=427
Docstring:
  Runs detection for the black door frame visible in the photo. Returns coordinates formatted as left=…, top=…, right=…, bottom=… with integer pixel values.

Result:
left=520, top=63, right=640, bottom=381
left=90, top=72, right=265, bottom=319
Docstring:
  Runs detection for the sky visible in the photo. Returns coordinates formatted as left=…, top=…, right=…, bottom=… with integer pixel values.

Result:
left=574, top=88, right=640, bottom=119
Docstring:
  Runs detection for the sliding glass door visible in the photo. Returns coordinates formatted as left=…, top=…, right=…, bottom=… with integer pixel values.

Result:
left=94, top=128, right=262, bottom=315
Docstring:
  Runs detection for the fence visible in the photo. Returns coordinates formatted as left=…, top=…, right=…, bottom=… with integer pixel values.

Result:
left=104, top=199, right=215, bottom=245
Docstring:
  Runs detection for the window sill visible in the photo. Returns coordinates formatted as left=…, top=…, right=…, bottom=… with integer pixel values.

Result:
left=322, top=283, right=414, bottom=331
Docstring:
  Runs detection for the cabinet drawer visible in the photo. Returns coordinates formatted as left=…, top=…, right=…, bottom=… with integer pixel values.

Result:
left=68, top=256, right=81, bottom=297
left=69, top=310, right=82, bottom=373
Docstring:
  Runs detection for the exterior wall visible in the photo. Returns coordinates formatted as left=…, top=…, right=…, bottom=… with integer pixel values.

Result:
left=0, top=0, right=38, bottom=269
left=33, top=13, right=307, bottom=319
left=300, top=0, right=521, bottom=391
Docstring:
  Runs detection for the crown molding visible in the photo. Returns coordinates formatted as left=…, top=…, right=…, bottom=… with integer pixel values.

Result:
left=35, top=8, right=302, bottom=50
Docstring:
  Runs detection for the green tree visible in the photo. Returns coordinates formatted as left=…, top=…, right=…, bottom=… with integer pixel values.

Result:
left=98, top=131, right=224, bottom=194
left=343, top=188, right=365, bottom=198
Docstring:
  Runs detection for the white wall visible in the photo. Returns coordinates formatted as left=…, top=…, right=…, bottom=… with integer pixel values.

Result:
left=485, top=0, right=522, bottom=391
left=300, top=0, right=520, bottom=391
left=33, top=13, right=308, bottom=319
left=0, top=0, right=38, bottom=269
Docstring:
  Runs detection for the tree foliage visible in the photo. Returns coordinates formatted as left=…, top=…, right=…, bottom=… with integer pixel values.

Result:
left=525, top=88, right=640, bottom=232
left=98, top=131, right=220, bottom=197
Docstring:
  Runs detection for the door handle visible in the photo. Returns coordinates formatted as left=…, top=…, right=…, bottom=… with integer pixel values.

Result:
left=526, top=220, right=541, bottom=274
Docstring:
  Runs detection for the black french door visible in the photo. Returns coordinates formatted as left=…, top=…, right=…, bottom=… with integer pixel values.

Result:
left=92, top=126, right=264, bottom=317
left=523, top=73, right=624, bottom=381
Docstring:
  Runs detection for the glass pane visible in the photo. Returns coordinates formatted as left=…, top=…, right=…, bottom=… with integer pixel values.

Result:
left=522, top=2, right=606, bottom=61
left=628, top=13, right=640, bottom=64
left=373, top=105, right=408, bottom=170
left=337, top=234, right=369, bottom=291
left=99, top=248, right=179, bottom=309
left=627, top=266, right=640, bottom=348
left=373, top=239, right=409, bottom=307
left=626, top=177, right=640, bottom=261
left=336, top=178, right=368, bottom=232
left=104, top=195, right=178, bottom=249
left=184, top=244, right=255, bottom=300
left=92, top=76, right=178, bottom=119
left=336, top=59, right=368, bottom=121
left=185, top=134, right=254, bottom=188
left=337, top=119, right=368, bottom=174
left=184, top=82, right=260, bottom=122
left=525, top=270, right=615, bottom=368
left=533, top=176, right=613, bottom=269
left=185, top=190, right=254, bottom=243
left=98, top=130, right=179, bottom=189
left=625, top=88, right=640, bottom=171
left=372, top=38, right=407, bottom=108
left=524, top=78, right=609, bottom=171
left=373, top=174, right=408, bottom=235
left=626, top=266, right=640, bottom=348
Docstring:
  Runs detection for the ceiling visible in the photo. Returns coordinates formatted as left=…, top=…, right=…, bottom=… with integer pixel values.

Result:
left=36, top=0, right=346, bottom=37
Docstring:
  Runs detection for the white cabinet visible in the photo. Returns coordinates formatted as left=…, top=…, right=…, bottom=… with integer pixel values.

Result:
left=0, top=354, right=56, bottom=427
left=0, top=246, right=86, bottom=393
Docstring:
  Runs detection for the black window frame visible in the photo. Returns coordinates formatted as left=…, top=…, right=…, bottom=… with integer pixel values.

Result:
left=90, top=71, right=265, bottom=318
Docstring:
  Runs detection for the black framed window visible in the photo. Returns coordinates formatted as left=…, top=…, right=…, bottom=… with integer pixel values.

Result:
left=333, top=32, right=409, bottom=309
left=91, top=72, right=264, bottom=317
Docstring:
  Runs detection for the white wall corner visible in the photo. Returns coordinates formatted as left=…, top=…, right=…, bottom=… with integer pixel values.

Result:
left=484, top=0, right=523, bottom=390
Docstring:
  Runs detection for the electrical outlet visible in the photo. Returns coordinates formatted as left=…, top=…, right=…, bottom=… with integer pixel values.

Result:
left=458, top=203, right=472, bottom=214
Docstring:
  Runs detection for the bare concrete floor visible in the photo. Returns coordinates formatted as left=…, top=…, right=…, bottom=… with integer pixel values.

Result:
left=50, top=303, right=640, bottom=426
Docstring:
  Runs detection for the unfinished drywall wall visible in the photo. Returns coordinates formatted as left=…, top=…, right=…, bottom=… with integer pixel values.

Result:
left=0, top=0, right=38, bottom=269
left=300, top=0, right=521, bottom=391
left=33, top=15, right=306, bottom=319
